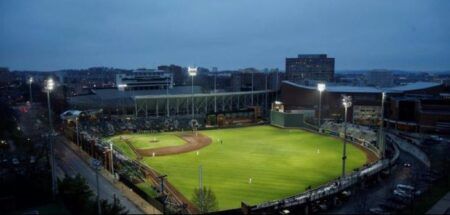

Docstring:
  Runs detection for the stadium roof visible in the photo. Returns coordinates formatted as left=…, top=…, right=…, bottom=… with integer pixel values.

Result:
left=283, top=81, right=442, bottom=94
left=68, top=86, right=202, bottom=105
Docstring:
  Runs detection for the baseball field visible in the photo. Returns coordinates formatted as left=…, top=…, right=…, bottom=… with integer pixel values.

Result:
left=109, top=125, right=369, bottom=210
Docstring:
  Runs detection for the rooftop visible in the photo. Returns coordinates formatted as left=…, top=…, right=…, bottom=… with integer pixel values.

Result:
left=283, top=81, right=442, bottom=94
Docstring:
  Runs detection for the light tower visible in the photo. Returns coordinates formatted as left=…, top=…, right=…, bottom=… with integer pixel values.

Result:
left=45, top=78, right=56, bottom=197
left=28, top=77, right=33, bottom=104
left=118, top=84, right=127, bottom=115
left=379, top=92, right=386, bottom=158
left=341, top=95, right=352, bottom=177
left=188, top=67, right=198, bottom=120
left=317, top=83, right=326, bottom=129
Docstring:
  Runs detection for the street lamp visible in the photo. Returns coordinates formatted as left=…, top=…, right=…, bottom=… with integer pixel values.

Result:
left=29, top=77, right=33, bottom=104
left=188, top=67, right=197, bottom=120
left=75, top=117, right=80, bottom=149
left=341, top=95, right=352, bottom=177
left=45, top=78, right=56, bottom=197
left=317, top=83, right=326, bottom=129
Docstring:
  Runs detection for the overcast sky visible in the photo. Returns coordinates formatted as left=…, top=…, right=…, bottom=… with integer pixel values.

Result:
left=1, top=0, right=449, bottom=71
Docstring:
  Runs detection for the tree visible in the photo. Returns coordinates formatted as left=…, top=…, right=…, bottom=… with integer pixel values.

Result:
left=192, top=186, right=218, bottom=213
left=100, top=195, right=128, bottom=215
left=58, top=174, right=94, bottom=214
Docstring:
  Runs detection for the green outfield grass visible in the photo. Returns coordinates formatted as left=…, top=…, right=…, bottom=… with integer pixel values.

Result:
left=108, top=133, right=185, bottom=159
left=139, top=125, right=368, bottom=210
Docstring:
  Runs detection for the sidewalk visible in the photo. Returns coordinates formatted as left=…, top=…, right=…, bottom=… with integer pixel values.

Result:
left=426, top=192, right=450, bottom=215
left=59, top=136, right=161, bottom=214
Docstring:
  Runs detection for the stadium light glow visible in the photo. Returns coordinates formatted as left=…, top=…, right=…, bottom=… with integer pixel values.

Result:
left=29, top=77, right=33, bottom=84
left=46, top=78, right=54, bottom=91
left=317, top=83, right=326, bottom=92
left=118, top=84, right=127, bottom=88
left=274, top=101, right=282, bottom=105
left=188, top=66, right=198, bottom=76
left=342, top=95, right=352, bottom=108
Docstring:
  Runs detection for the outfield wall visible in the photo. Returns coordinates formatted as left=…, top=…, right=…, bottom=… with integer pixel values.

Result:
left=270, top=110, right=308, bottom=128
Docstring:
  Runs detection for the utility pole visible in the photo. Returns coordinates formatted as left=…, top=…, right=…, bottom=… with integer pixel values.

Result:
left=92, top=159, right=102, bottom=215
left=158, top=175, right=168, bottom=214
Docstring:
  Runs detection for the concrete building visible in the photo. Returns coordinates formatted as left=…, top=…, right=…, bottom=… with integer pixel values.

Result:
left=279, top=81, right=444, bottom=127
left=116, top=69, right=173, bottom=91
left=285, top=54, right=334, bottom=83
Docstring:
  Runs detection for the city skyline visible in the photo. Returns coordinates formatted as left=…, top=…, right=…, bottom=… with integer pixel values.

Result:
left=1, top=0, right=449, bottom=71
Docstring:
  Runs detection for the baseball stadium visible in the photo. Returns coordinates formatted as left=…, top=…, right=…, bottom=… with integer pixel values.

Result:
left=107, top=125, right=371, bottom=210
left=61, top=77, right=418, bottom=213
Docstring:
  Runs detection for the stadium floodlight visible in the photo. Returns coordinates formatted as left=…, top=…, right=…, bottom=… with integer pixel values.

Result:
left=317, top=83, right=326, bottom=92
left=274, top=101, right=282, bottom=105
left=188, top=66, right=198, bottom=76
left=317, top=83, right=326, bottom=129
left=379, top=92, right=386, bottom=158
left=45, top=78, right=56, bottom=198
left=188, top=67, right=197, bottom=122
left=118, top=84, right=127, bottom=89
left=46, top=78, right=55, bottom=91
left=117, top=84, right=127, bottom=114
left=29, top=77, right=33, bottom=104
left=341, top=95, right=352, bottom=177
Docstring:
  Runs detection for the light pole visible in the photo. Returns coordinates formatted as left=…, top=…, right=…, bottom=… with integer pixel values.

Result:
left=45, top=78, right=56, bottom=198
left=251, top=70, right=254, bottom=105
left=166, top=77, right=170, bottom=117
left=317, top=83, right=326, bottom=129
left=28, top=77, right=33, bottom=104
left=118, top=84, right=127, bottom=115
left=265, top=72, right=268, bottom=112
left=214, top=71, right=217, bottom=113
left=75, top=117, right=80, bottom=149
left=188, top=67, right=197, bottom=120
left=379, top=92, right=386, bottom=158
left=342, top=95, right=352, bottom=177
left=110, top=142, right=114, bottom=179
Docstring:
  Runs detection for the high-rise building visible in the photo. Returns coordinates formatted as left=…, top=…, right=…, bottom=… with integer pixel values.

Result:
left=285, top=54, right=334, bottom=83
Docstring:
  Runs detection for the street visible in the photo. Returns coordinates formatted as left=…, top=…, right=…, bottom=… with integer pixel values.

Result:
left=328, top=150, right=427, bottom=214
left=18, top=105, right=148, bottom=214
left=54, top=140, right=144, bottom=214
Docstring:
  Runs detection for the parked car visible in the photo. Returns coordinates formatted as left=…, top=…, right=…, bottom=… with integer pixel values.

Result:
left=369, top=207, right=389, bottom=214
left=12, top=158, right=20, bottom=165
left=29, top=156, right=36, bottom=164
left=396, top=184, right=415, bottom=192
left=393, top=189, right=413, bottom=199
